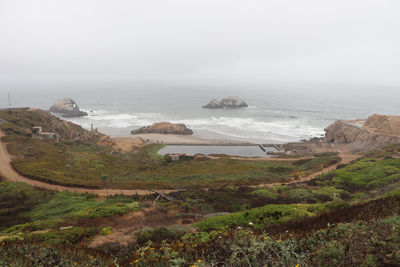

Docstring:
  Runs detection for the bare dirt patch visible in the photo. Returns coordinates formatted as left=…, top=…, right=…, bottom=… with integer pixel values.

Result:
left=89, top=207, right=193, bottom=247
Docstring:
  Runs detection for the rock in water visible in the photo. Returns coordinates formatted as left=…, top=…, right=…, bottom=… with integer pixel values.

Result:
left=202, top=99, right=223, bottom=109
left=220, top=97, right=248, bottom=108
left=202, top=97, right=248, bottom=109
left=49, top=98, right=88, bottom=117
left=131, top=122, right=193, bottom=135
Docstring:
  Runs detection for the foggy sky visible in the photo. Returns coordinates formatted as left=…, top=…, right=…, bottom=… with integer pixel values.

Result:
left=0, top=0, right=400, bottom=87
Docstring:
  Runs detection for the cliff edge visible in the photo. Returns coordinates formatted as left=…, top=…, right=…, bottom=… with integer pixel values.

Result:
left=324, top=114, right=400, bottom=153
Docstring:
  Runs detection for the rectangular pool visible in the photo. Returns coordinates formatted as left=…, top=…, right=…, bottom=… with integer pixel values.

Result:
left=158, top=145, right=275, bottom=158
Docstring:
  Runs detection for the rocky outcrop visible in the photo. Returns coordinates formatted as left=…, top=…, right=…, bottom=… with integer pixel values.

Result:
left=202, top=99, right=223, bottom=109
left=364, top=114, right=400, bottom=136
left=21, top=109, right=114, bottom=146
left=202, top=97, right=248, bottom=109
left=49, top=98, right=88, bottom=117
left=324, top=119, right=400, bottom=153
left=220, top=97, right=248, bottom=108
left=131, top=122, right=193, bottom=135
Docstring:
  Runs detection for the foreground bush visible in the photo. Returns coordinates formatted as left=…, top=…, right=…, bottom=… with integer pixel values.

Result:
left=0, top=242, right=115, bottom=266
left=100, top=215, right=399, bottom=266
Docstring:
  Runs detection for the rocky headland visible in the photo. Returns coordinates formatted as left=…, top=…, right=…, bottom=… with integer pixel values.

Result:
left=324, top=114, right=400, bottom=153
left=202, top=97, right=248, bottom=109
left=49, top=98, right=88, bottom=117
left=281, top=114, right=400, bottom=156
left=8, top=109, right=113, bottom=146
left=131, top=122, right=193, bottom=135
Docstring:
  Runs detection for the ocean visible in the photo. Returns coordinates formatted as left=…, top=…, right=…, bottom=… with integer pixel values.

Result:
left=3, top=83, right=400, bottom=143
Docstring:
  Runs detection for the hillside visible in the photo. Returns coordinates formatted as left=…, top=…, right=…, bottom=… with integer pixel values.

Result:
left=0, top=109, right=341, bottom=190
left=0, top=111, right=400, bottom=266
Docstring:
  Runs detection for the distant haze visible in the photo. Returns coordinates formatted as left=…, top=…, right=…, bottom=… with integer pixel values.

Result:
left=1, top=0, right=400, bottom=89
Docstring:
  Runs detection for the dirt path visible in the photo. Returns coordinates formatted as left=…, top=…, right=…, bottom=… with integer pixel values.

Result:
left=0, top=131, right=360, bottom=196
left=249, top=153, right=359, bottom=188
left=0, top=132, right=179, bottom=196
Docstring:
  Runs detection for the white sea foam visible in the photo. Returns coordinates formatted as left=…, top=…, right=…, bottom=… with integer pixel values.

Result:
left=69, top=110, right=325, bottom=142
left=171, top=116, right=325, bottom=141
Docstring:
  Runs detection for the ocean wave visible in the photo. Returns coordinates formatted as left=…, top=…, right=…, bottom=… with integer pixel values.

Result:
left=171, top=116, right=324, bottom=140
left=69, top=110, right=324, bottom=142
left=80, top=109, right=109, bottom=115
left=70, top=111, right=165, bottom=129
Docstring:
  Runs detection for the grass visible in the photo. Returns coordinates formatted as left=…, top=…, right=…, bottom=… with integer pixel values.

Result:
left=2, top=214, right=399, bottom=266
left=0, top=182, right=54, bottom=229
left=195, top=203, right=325, bottom=231
left=0, top=182, right=140, bottom=245
left=0, top=242, right=115, bottom=266
left=1, top=109, right=341, bottom=189
left=1, top=117, right=400, bottom=266
left=30, top=191, right=140, bottom=221
left=12, top=145, right=340, bottom=189
left=316, top=157, right=400, bottom=192
left=250, top=186, right=345, bottom=203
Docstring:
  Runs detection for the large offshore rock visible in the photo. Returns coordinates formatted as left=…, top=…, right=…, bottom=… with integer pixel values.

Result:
left=220, top=97, right=248, bottom=108
left=49, top=98, right=88, bottom=117
left=202, top=99, right=224, bottom=109
left=202, top=97, right=248, bottom=109
left=131, top=122, right=193, bottom=135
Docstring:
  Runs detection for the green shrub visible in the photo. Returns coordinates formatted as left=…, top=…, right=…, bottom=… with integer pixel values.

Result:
left=100, top=226, right=113, bottom=236
left=326, top=158, right=400, bottom=192
left=137, top=230, right=153, bottom=244
left=25, top=227, right=97, bottom=245
left=31, top=192, right=139, bottom=221
left=0, top=182, right=53, bottom=228
left=250, top=188, right=278, bottom=199
left=195, top=204, right=322, bottom=231
left=136, top=226, right=191, bottom=245
left=314, top=241, right=345, bottom=266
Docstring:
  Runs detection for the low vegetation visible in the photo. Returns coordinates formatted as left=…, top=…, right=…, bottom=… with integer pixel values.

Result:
left=0, top=110, right=340, bottom=189
left=1, top=110, right=400, bottom=266
left=316, top=157, right=400, bottom=192
left=0, top=182, right=140, bottom=246
left=0, top=182, right=54, bottom=229
left=195, top=203, right=325, bottom=231
left=30, top=192, right=140, bottom=221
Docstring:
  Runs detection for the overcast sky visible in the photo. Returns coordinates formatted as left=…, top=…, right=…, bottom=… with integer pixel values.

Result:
left=0, top=0, right=399, bottom=88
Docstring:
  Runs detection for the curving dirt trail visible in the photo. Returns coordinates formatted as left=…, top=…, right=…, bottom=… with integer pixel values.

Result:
left=0, top=131, right=178, bottom=196
left=249, top=153, right=359, bottom=188
left=0, top=131, right=359, bottom=195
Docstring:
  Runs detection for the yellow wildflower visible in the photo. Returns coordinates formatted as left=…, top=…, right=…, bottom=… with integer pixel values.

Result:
left=277, top=240, right=281, bottom=243
left=264, top=236, right=269, bottom=240
left=197, top=259, right=203, bottom=263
